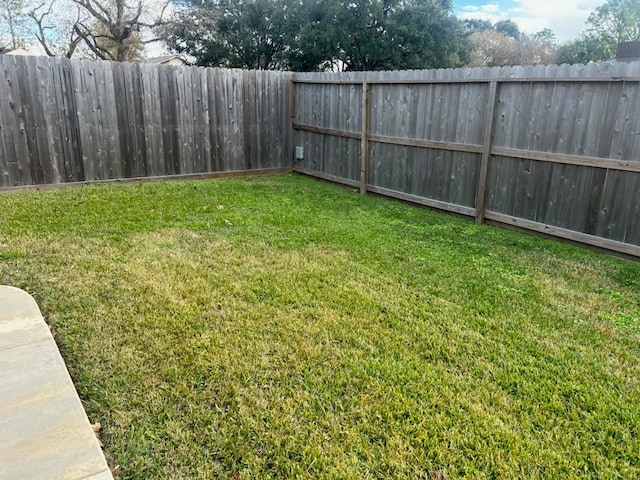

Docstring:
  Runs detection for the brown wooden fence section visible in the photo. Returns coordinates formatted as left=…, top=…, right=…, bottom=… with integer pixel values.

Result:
left=291, top=64, right=640, bottom=257
left=0, top=56, right=293, bottom=188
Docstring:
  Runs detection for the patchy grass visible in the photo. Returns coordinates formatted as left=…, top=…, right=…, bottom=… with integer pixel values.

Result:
left=0, top=173, right=639, bottom=479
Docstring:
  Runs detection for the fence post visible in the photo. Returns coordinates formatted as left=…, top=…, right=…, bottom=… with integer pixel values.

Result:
left=475, top=80, right=499, bottom=224
left=360, top=82, right=371, bottom=194
left=289, top=79, right=297, bottom=167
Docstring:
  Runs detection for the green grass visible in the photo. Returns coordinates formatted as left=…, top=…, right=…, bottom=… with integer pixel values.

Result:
left=1, top=173, right=639, bottom=479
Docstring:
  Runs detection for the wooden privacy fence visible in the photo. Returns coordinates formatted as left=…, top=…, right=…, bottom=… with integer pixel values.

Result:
left=291, top=64, right=640, bottom=257
left=0, top=56, right=292, bottom=188
left=1, top=56, right=640, bottom=258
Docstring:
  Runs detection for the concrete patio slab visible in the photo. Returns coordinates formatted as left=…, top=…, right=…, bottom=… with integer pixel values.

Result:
left=0, top=286, right=113, bottom=480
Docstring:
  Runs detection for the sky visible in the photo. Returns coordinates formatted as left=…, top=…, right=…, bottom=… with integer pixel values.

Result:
left=453, top=0, right=603, bottom=42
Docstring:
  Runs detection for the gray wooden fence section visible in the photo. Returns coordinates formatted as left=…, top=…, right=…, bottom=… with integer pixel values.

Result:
left=2, top=56, right=639, bottom=257
left=292, top=64, right=640, bottom=257
left=0, top=56, right=292, bottom=188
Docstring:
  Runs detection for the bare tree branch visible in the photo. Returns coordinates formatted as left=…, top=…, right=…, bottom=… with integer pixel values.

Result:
left=27, top=0, right=173, bottom=62
left=73, top=21, right=112, bottom=60
left=71, top=0, right=110, bottom=28
left=28, top=0, right=84, bottom=58
left=28, top=2, right=56, bottom=56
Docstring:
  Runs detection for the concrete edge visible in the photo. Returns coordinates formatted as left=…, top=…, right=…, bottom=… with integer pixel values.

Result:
left=0, top=286, right=114, bottom=480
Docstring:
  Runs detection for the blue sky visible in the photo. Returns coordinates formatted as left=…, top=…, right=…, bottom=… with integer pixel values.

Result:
left=453, top=0, right=603, bottom=42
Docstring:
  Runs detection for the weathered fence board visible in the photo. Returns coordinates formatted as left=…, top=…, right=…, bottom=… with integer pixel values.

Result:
left=292, top=64, right=640, bottom=257
left=0, top=57, right=293, bottom=188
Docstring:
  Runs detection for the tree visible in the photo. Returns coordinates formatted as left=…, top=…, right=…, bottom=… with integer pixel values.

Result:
left=167, top=0, right=293, bottom=69
left=164, top=0, right=297, bottom=69
left=28, top=0, right=84, bottom=57
left=286, top=0, right=341, bottom=71
left=87, top=14, right=145, bottom=61
left=586, top=0, right=640, bottom=57
left=468, top=30, right=516, bottom=67
left=588, top=0, right=640, bottom=43
left=14, top=0, right=169, bottom=60
left=463, top=18, right=493, bottom=33
left=323, top=0, right=468, bottom=71
left=495, top=19, right=520, bottom=40
left=554, top=0, right=640, bottom=64
left=0, top=0, right=28, bottom=49
left=390, top=1, right=469, bottom=70
left=71, top=0, right=169, bottom=61
left=514, top=31, right=557, bottom=65
left=163, top=4, right=221, bottom=65
left=533, top=28, right=556, bottom=43
left=296, top=0, right=469, bottom=71
left=467, top=23, right=557, bottom=67
left=556, top=35, right=611, bottom=64
left=166, top=0, right=470, bottom=71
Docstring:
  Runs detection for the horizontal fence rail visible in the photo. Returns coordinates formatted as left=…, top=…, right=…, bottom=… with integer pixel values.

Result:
left=0, top=56, right=293, bottom=188
left=291, top=63, right=640, bottom=258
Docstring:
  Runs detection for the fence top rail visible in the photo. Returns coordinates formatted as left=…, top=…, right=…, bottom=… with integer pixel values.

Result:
left=292, top=76, right=640, bottom=85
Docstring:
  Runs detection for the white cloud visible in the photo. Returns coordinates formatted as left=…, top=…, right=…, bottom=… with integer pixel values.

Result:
left=457, top=0, right=603, bottom=42
left=459, top=3, right=504, bottom=24
left=461, top=3, right=501, bottom=14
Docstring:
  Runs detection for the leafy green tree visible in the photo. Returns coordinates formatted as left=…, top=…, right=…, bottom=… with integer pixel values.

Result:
left=390, top=1, right=469, bottom=70
left=166, top=0, right=469, bottom=71
left=556, top=35, right=612, bottom=64
left=286, top=0, right=341, bottom=71
left=495, top=19, right=520, bottom=39
left=532, top=28, right=556, bottom=43
left=167, top=0, right=294, bottom=69
left=587, top=0, right=640, bottom=45
left=555, top=0, right=640, bottom=64
left=463, top=18, right=493, bottom=33
left=303, top=0, right=469, bottom=71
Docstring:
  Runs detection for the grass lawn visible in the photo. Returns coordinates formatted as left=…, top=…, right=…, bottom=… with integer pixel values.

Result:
left=1, top=173, right=639, bottom=479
